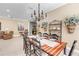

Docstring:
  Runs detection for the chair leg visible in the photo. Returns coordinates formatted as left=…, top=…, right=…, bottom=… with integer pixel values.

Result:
left=64, top=45, right=66, bottom=55
left=24, top=44, right=28, bottom=56
left=33, top=46, right=35, bottom=53
left=29, top=44, right=32, bottom=56
left=25, top=48, right=28, bottom=56
left=39, top=50, right=42, bottom=55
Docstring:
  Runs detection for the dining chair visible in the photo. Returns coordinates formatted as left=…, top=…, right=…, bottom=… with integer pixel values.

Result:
left=23, top=35, right=31, bottom=56
left=43, top=33, right=48, bottom=37
left=32, top=38, right=42, bottom=56
left=68, top=40, right=77, bottom=56
left=51, top=34, right=59, bottom=40
left=59, top=40, right=77, bottom=56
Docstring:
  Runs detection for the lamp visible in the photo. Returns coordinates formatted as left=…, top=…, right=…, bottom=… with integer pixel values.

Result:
left=31, top=3, right=47, bottom=34
left=31, top=3, right=47, bottom=21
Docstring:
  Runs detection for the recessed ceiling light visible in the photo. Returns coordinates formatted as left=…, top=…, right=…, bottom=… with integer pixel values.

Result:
left=6, top=9, right=10, bottom=12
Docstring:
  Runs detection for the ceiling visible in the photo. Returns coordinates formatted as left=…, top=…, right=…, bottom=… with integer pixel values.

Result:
left=0, top=3, right=66, bottom=20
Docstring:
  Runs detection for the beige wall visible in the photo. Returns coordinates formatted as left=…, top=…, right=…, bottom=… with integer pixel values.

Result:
left=39, top=3, right=79, bottom=50
left=0, top=17, right=29, bottom=36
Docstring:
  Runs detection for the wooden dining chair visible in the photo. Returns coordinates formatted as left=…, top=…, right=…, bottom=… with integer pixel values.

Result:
left=51, top=34, right=59, bottom=40
left=59, top=40, right=77, bottom=56
left=23, top=35, right=31, bottom=56
left=32, top=38, right=42, bottom=56
left=68, top=40, right=77, bottom=56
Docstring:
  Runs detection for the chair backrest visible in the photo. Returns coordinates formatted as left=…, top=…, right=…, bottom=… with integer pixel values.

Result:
left=0, top=31, right=5, bottom=35
left=43, top=33, right=48, bottom=37
left=23, top=34, right=28, bottom=45
left=68, top=40, right=77, bottom=56
left=38, top=32, right=42, bottom=37
left=9, top=31, right=14, bottom=36
left=51, top=34, right=59, bottom=40
left=32, top=38, right=42, bottom=56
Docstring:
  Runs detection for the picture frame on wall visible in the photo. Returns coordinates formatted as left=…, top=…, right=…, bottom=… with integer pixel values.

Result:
left=18, top=24, right=24, bottom=31
left=41, top=22, right=48, bottom=29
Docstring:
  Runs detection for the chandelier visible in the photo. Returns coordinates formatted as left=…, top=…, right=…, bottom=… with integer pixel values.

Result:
left=31, top=3, right=47, bottom=21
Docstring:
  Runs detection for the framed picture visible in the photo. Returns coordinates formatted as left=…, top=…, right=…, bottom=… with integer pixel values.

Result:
left=41, top=22, right=48, bottom=29
left=18, top=24, right=24, bottom=31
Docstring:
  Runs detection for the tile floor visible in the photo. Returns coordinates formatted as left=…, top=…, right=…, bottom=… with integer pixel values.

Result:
left=0, top=36, right=25, bottom=56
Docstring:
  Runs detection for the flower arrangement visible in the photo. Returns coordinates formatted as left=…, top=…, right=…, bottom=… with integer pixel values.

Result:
left=64, top=16, right=79, bottom=33
left=64, top=16, right=78, bottom=26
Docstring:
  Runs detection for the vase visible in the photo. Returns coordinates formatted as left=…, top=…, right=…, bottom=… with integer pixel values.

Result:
left=67, top=24, right=76, bottom=33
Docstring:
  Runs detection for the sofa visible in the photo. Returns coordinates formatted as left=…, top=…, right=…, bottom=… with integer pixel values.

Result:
left=0, top=31, right=14, bottom=40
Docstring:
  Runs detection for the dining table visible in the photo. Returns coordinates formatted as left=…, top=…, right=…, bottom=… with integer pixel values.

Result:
left=27, top=35, right=67, bottom=56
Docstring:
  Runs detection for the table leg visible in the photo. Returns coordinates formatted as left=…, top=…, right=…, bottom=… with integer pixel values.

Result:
left=64, top=45, right=66, bottom=55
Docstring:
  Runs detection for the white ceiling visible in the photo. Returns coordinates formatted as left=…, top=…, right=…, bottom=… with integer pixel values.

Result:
left=0, top=3, right=66, bottom=20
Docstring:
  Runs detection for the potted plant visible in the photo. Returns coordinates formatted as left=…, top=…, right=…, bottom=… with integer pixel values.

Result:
left=64, top=16, right=78, bottom=33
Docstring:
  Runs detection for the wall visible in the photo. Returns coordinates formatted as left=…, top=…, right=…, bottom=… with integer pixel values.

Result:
left=39, top=3, right=79, bottom=51
left=0, top=17, right=29, bottom=36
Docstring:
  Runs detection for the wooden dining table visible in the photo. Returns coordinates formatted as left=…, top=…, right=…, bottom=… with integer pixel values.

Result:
left=27, top=35, right=67, bottom=56
left=41, top=42, right=66, bottom=56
